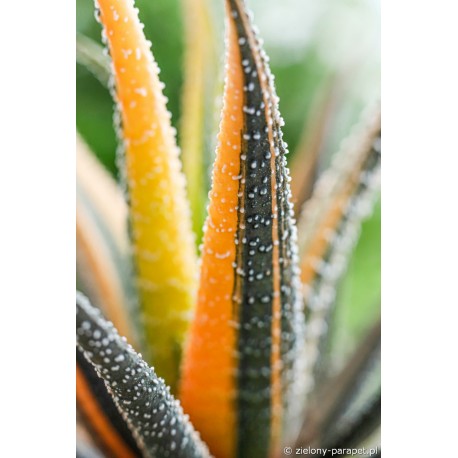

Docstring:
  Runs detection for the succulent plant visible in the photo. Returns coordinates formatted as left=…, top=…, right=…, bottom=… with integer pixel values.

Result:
left=76, top=0, right=380, bottom=457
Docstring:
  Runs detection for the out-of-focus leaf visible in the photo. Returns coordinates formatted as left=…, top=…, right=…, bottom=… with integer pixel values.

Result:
left=180, top=0, right=223, bottom=244
left=325, top=392, right=380, bottom=452
left=76, top=442, right=104, bottom=458
left=77, top=33, right=111, bottom=87
left=76, top=71, right=118, bottom=176
left=76, top=413, right=105, bottom=458
left=320, top=393, right=381, bottom=457
left=273, top=55, right=329, bottom=164
left=95, top=0, right=198, bottom=392
left=180, top=1, right=305, bottom=457
left=330, top=199, right=381, bottom=368
left=296, top=107, right=380, bottom=397
left=290, top=75, right=336, bottom=214
left=76, top=436, right=104, bottom=458
left=76, top=135, right=138, bottom=346
left=76, top=292, right=211, bottom=458
left=296, top=317, right=380, bottom=449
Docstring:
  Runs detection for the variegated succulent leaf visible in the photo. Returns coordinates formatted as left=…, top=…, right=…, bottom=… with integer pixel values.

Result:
left=77, top=346, right=142, bottom=458
left=180, top=1, right=306, bottom=457
left=297, top=107, right=381, bottom=399
left=321, top=326, right=380, bottom=450
left=296, top=318, right=380, bottom=450
left=95, top=0, right=198, bottom=392
left=325, top=388, right=381, bottom=451
left=76, top=134, right=139, bottom=348
left=76, top=292, right=212, bottom=458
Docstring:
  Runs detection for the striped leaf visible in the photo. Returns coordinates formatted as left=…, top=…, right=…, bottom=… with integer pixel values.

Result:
left=324, top=391, right=381, bottom=451
left=180, top=1, right=305, bottom=457
left=296, top=107, right=381, bottom=397
left=96, top=0, right=198, bottom=392
left=296, top=318, right=380, bottom=449
left=180, top=0, right=223, bottom=244
left=76, top=292, right=211, bottom=458
left=76, top=134, right=138, bottom=346
left=77, top=347, right=142, bottom=458
left=76, top=412, right=105, bottom=458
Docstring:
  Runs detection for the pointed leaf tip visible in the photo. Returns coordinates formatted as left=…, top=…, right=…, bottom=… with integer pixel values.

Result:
left=180, top=1, right=306, bottom=456
left=180, top=0, right=223, bottom=245
left=76, top=292, right=211, bottom=458
left=95, top=0, right=198, bottom=391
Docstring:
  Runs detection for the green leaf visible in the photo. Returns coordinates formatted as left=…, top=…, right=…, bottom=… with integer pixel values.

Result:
left=76, top=33, right=111, bottom=88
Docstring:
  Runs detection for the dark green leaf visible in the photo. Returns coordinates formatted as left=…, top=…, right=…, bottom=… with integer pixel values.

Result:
left=76, top=292, right=211, bottom=458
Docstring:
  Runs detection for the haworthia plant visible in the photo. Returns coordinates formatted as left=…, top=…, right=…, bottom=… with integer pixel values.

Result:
left=180, top=1, right=305, bottom=457
left=76, top=292, right=211, bottom=458
left=76, top=0, right=381, bottom=456
left=95, top=0, right=198, bottom=392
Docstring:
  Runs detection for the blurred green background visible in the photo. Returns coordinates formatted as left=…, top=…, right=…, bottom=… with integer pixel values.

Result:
left=76, top=0, right=380, bottom=370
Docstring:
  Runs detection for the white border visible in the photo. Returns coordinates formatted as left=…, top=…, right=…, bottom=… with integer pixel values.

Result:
left=0, top=0, right=75, bottom=455
left=383, top=0, right=458, bottom=454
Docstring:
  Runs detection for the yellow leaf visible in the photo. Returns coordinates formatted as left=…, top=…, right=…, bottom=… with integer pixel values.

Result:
left=96, top=0, right=198, bottom=392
